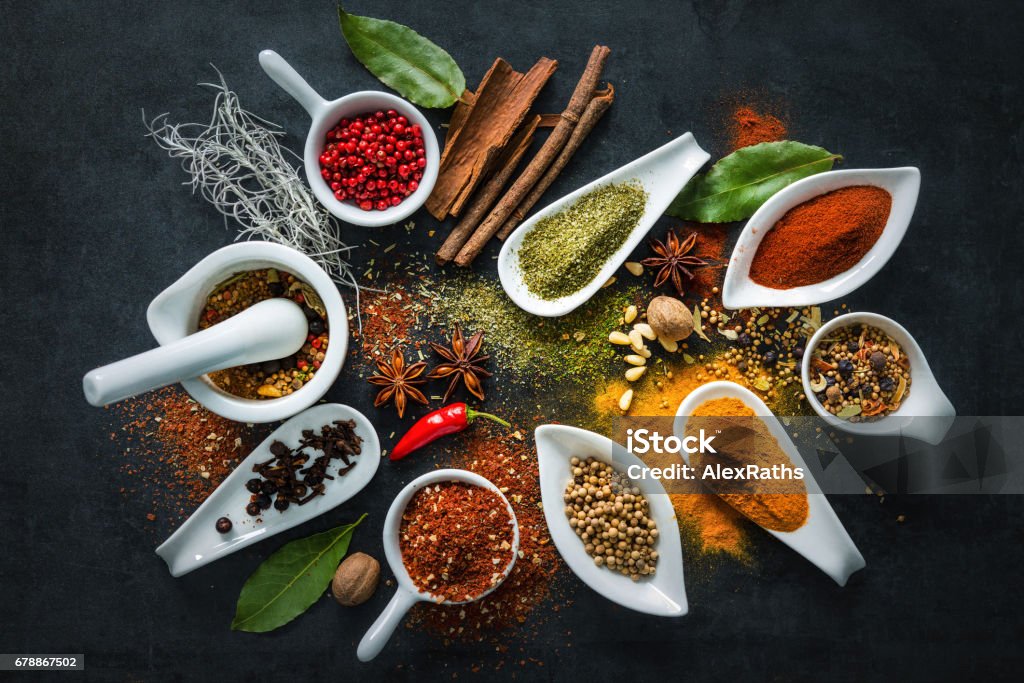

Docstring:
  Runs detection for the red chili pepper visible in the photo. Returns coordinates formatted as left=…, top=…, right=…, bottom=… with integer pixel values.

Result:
left=389, top=403, right=510, bottom=461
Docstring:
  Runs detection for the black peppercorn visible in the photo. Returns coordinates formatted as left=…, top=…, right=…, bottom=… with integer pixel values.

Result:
left=302, top=304, right=318, bottom=321
left=794, top=346, right=805, bottom=360
left=255, top=493, right=272, bottom=510
left=260, top=359, right=281, bottom=375
left=763, top=350, right=778, bottom=366
left=825, top=376, right=837, bottom=387
left=280, top=355, right=297, bottom=371
left=260, top=480, right=278, bottom=495
left=736, top=360, right=748, bottom=373
left=847, top=341, right=860, bottom=352
left=309, top=319, right=325, bottom=336
left=274, top=497, right=290, bottom=512
left=246, top=502, right=262, bottom=517
left=838, top=359, right=854, bottom=376
left=879, top=376, right=896, bottom=392
left=738, top=333, right=752, bottom=347
left=215, top=517, right=233, bottom=533
left=269, top=281, right=285, bottom=296
left=245, top=478, right=263, bottom=494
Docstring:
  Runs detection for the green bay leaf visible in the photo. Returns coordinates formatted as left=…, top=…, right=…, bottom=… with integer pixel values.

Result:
left=338, top=6, right=465, bottom=108
left=667, top=141, right=842, bottom=223
left=231, top=514, right=366, bottom=633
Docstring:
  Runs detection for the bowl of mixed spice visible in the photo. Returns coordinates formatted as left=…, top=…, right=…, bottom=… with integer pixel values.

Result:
left=147, top=242, right=347, bottom=423
left=800, top=312, right=956, bottom=441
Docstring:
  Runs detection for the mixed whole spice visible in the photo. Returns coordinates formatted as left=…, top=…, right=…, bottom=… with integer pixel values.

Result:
left=809, top=323, right=912, bottom=420
left=198, top=269, right=329, bottom=399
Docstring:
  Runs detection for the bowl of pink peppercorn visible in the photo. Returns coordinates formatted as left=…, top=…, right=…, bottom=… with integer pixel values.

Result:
left=259, top=50, right=440, bottom=228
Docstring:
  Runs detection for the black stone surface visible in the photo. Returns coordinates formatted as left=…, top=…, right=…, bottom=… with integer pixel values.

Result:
left=2, top=1, right=1023, bottom=681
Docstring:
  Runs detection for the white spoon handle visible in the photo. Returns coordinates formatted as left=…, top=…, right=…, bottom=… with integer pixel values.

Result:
left=259, top=50, right=328, bottom=118
left=83, top=299, right=308, bottom=406
left=357, top=589, right=419, bottom=662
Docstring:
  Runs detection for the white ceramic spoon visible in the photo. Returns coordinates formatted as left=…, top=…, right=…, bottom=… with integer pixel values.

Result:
left=155, top=403, right=380, bottom=577
left=802, top=312, right=956, bottom=445
left=357, top=469, right=519, bottom=662
left=722, top=167, right=921, bottom=309
left=83, top=299, right=307, bottom=407
left=259, top=50, right=440, bottom=227
left=674, top=381, right=866, bottom=586
left=498, top=133, right=710, bottom=317
left=534, top=424, right=688, bottom=616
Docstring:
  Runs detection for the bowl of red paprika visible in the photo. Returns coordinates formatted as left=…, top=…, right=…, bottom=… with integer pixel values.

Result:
left=722, top=167, right=920, bottom=309
left=259, top=50, right=439, bottom=227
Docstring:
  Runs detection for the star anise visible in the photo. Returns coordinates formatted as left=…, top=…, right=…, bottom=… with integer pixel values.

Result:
left=367, top=347, right=428, bottom=418
left=428, top=325, right=492, bottom=402
left=641, top=229, right=708, bottom=296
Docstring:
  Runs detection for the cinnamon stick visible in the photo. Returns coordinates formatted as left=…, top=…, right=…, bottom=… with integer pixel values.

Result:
left=426, top=57, right=557, bottom=221
left=454, top=45, right=611, bottom=266
left=436, top=116, right=540, bottom=265
left=496, top=85, right=615, bottom=240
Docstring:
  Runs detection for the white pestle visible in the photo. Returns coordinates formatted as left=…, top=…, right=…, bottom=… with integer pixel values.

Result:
left=83, top=298, right=308, bottom=406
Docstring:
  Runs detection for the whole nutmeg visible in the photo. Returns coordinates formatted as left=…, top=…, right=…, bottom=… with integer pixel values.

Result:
left=869, top=351, right=887, bottom=372
left=331, top=552, right=380, bottom=607
left=646, top=296, right=694, bottom=341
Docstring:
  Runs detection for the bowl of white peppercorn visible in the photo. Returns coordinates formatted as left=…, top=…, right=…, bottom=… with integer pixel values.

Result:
left=535, top=423, right=688, bottom=617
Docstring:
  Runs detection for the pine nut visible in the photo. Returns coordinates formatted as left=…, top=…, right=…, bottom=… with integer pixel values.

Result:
left=625, top=367, right=646, bottom=382
left=633, top=322, right=656, bottom=340
left=624, top=305, right=638, bottom=324
left=628, top=329, right=645, bottom=350
left=624, top=354, right=646, bottom=366
left=624, top=261, right=644, bottom=277
left=609, top=331, right=631, bottom=345
left=658, top=336, right=679, bottom=352
left=618, top=389, right=634, bottom=411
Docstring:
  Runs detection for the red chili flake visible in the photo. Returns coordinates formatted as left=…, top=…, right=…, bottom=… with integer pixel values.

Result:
left=407, top=424, right=567, bottom=644
left=400, top=482, right=514, bottom=603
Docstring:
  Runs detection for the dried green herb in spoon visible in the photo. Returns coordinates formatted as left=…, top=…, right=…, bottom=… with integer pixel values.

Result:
left=517, top=181, right=647, bottom=300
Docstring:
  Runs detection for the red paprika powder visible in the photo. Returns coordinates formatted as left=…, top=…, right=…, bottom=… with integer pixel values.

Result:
left=749, top=185, right=892, bottom=289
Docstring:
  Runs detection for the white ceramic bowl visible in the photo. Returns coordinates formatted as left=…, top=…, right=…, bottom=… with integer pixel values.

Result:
left=534, top=424, right=688, bottom=616
left=259, top=50, right=439, bottom=227
left=357, top=469, right=519, bottom=662
left=147, top=241, right=348, bottom=423
left=156, top=403, right=379, bottom=577
left=722, top=167, right=920, bottom=309
left=498, top=133, right=710, bottom=317
left=801, top=312, right=955, bottom=444
left=675, top=381, right=866, bottom=586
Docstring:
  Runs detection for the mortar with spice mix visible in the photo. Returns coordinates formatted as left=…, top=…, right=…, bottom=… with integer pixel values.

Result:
left=722, top=167, right=921, bottom=309
left=675, top=381, right=866, bottom=586
left=146, top=241, right=347, bottom=423
left=357, top=469, right=519, bottom=662
left=259, top=50, right=439, bottom=227
left=802, top=312, right=955, bottom=444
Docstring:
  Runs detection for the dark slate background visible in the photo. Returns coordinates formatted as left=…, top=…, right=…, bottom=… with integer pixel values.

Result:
left=2, top=0, right=1023, bottom=681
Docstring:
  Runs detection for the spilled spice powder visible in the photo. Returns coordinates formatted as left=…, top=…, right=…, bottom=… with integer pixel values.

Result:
left=108, top=386, right=258, bottom=525
left=408, top=426, right=565, bottom=641
left=351, top=285, right=432, bottom=360
left=730, top=106, right=787, bottom=150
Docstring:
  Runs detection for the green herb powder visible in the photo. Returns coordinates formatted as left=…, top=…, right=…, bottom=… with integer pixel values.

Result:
left=517, top=181, right=648, bottom=300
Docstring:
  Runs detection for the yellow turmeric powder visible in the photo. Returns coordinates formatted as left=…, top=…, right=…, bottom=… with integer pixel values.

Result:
left=688, top=397, right=809, bottom=532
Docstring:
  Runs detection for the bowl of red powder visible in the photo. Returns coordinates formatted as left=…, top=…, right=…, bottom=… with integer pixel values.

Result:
left=357, top=469, right=518, bottom=662
left=721, top=167, right=920, bottom=309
